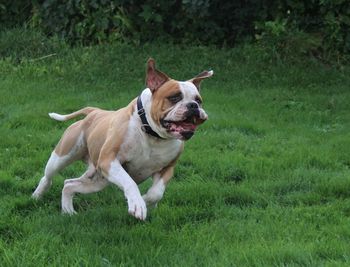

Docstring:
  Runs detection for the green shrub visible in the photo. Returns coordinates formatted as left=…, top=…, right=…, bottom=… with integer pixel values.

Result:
left=0, top=0, right=349, bottom=61
left=254, top=0, right=350, bottom=62
left=31, top=0, right=135, bottom=45
left=255, top=19, right=323, bottom=61
left=31, top=0, right=229, bottom=45
left=0, top=0, right=33, bottom=28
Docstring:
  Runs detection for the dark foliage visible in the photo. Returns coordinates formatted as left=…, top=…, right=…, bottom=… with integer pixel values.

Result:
left=0, top=0, right=349, bottom=60
left=0, top=0, right=33, bottom=29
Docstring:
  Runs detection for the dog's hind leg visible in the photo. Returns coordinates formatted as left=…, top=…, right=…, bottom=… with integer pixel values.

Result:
left=61, top=162, right=109, bottom=214
left=32, top=121, right=86, bottom=199
left=32, top=152, right=72, bottom=199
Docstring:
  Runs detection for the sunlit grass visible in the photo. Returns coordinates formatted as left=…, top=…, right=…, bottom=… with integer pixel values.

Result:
left=1, top=31, right=350, bottom=266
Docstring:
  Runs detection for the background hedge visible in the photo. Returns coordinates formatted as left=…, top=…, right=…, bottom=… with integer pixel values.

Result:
left=1, top=0, right=349, bottom=60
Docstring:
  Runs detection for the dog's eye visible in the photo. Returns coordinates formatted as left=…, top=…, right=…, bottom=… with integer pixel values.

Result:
left=167, top=93, right=183, bottom=104
left=195, top=97, right=202, bottom=105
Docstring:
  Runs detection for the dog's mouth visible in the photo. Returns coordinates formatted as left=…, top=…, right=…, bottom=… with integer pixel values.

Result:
left=161, top=115, right=206, bottom=140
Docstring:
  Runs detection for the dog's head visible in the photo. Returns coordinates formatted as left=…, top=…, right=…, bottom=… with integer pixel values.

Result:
left=143, top=58, right=212, bottom=140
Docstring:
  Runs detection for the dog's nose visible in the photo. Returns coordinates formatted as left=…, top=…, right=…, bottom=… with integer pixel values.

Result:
left=186, top=102, right=199, bottom=110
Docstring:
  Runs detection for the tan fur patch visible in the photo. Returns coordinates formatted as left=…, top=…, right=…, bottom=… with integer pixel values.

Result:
left=55, top=100, right=136, bottom=170
left=150, top=80, right=181, bottom=126
left=55, top=121, right=84, bottom=156
left=95, top=100, right=136, bottom=176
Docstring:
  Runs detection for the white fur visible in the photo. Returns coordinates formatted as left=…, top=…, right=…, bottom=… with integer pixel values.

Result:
left=107, top=160, right=147, bottom=220
left=32, top=132, right=85, bottom=199
left=179, top=81, right=199, bottom=99
left=119, top=105, right=182, bottom=183
left=179, top=81, right=208, bottom=120
left=143, top=175, right=166, bottom=207
left=61, top=163, right=108, bottom=214
left=32, top=152, right=62, bottom=198
left=49, top=112, right=67, bottom=121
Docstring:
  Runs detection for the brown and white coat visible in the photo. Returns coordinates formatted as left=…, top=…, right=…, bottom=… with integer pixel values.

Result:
left=32, top=59, right=213, bottom=220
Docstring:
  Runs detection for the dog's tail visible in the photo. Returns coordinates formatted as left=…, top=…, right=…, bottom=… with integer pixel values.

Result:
left=48, top=107, right=98, bottom=121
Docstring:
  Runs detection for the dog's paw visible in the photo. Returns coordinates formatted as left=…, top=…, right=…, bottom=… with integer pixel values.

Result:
left=62, top=205, right=77, bottom=215
left=61, top=194, right=77, bottom=215
left=142, top=194, right=158, bottom=208
left=127, top=195, right=147, bottom=220
left=31, top=192, right=41, bottom=200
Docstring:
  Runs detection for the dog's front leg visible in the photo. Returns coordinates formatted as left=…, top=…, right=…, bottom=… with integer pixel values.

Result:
left=143, top=165, right=174, bottom=207
left=101, top=159, right=147, bottom=220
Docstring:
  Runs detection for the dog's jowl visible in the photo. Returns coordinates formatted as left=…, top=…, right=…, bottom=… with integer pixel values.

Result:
left=32, top=58, right=213, bottom=220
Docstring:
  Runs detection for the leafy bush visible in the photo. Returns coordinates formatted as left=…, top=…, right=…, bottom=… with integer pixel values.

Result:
left=30, top=0, right=231, bottom=45
left=253, top=0, right=350, bottom=62
left=0, top=0, right=349, bottom=61
left=255, top=19, right=323, bottom=61
left=0, top=0, right=33, bottom=28
left=30, top=0, right=135, bottom=45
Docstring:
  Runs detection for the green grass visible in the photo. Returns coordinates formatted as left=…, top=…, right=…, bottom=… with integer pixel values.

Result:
left=1, top=32, right=350, bottom=266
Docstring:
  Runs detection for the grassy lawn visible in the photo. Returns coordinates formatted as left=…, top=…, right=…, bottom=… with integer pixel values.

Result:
left=1, top=38, right=350, bottom=266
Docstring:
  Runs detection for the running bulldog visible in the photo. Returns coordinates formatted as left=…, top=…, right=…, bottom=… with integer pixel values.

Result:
left=32, top=58, right=213, bottom=220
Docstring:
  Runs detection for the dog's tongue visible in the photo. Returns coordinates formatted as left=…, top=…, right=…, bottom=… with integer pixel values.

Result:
left=170, top=122, right=197, bottom=133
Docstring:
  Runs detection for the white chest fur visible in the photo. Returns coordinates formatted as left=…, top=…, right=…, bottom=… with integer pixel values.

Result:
left=118, top=109, right=182, bottom=183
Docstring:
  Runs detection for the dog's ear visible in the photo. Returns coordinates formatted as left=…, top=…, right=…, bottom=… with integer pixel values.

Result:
left=189, top=70, right=214, bottom=90
left=146, top=58, right=169, bottom=93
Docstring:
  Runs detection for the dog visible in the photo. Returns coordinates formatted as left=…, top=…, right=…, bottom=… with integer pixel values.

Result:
left=32, top=58, right=213, bottom=220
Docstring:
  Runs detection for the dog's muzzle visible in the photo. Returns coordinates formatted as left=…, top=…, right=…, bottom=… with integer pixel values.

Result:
left=161, top=103, right=207, bottom=140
